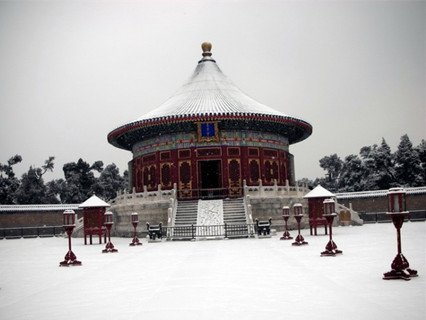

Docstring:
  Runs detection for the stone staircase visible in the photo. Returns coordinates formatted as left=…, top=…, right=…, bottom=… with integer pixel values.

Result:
left=223, top=198, right=250, bottom=238
left=174, top=200, right=198, bottom=226
left=223, top=198, right=246, bottom=224
left=171, top=198, right=249, bottom=239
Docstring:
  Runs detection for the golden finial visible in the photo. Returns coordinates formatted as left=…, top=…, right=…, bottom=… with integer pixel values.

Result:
left=201, top=42, right=212, bottom=57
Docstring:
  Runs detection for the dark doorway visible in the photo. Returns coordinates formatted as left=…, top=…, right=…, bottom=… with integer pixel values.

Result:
left=199, top=160, right=222, bottom=199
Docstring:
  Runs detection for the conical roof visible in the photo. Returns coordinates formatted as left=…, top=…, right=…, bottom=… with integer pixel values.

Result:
left=304, top=185, right=336, bottom=199
left=138, top=52, right=289, bottom=121
left=79, top=195, right=110, bottom=208
left=108, top=43, right=312, bottom=151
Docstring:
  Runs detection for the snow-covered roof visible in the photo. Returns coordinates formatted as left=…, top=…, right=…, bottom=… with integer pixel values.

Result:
left=335, top=186, right=426, bottom=199
left=303, top=185, right=336, bottom=199
left=0, top=204, right=80, bottom=213
left=79, top=195, right=110, bottom=208
left=137, top=49, right=291, bottom=121
left=108, top=42, right=312, bottom=150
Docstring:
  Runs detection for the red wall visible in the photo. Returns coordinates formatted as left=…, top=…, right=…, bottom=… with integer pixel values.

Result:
left=131, top=146, right=291, bottom=197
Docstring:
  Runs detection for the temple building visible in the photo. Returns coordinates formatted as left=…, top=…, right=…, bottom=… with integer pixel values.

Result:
left=108, top=42, right=312, bottom=200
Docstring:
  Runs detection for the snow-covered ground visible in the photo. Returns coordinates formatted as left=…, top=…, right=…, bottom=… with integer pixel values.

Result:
left=0, top=222, right=424, bottom=320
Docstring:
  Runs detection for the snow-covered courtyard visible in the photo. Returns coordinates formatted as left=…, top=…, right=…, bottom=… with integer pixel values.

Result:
left=0, top=222, right=424, bottom=320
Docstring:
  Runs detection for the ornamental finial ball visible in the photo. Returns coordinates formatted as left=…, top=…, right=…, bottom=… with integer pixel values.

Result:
left=201, top=42, right=212, bottom=53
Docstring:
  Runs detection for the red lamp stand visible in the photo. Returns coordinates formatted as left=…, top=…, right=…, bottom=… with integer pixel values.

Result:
left=59, top=209, right=82, bottom=266
left=280, top=206, right=293, bottom=240
left=129, top=212, right=142, bottom=246
left=321, top=199, right=342, bottom=256
left=383, top=188, right=417, bottom=280
left=102, top=211, right=118, bottom=253
left=292, top=203, right=308, bottom=246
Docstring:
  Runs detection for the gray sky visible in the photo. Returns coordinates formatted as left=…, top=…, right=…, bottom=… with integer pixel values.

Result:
left=0, top=0, right=425, bottom=182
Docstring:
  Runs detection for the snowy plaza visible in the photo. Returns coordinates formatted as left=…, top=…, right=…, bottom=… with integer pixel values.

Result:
left=0, top=222, right=424, bottom=320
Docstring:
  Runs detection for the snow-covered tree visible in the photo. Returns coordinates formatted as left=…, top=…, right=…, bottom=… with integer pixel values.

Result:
left=394, top=134, right=423, bottom=186
left=93, top=163, right=127, bottom=201
left=14, top=157, right=55, bottom=204
left=338, top=154, right=364, bottom=192
left=0, top=155, right=22, bottom=204
left=415, top=139, right=426, bottom=185
left=318, top=154, right=343, bottom=191
left=61, top=159, right=104, bottom=203
left=375, top=138, right=397, bottom=189
left=15, top=167, right=48, bottom=204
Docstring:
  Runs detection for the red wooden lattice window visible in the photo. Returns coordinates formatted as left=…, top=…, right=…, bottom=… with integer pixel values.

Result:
left=229, top=159, right=240, bottom=183
left=180, top=162, right=191, bottom=185
left=161, top=164, right=172, bottom=187
left=249, top=160, right=260, bottom=184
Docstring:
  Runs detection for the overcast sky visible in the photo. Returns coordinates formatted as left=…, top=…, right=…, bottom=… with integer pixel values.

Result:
left=0, top=0, right=424, bottom=182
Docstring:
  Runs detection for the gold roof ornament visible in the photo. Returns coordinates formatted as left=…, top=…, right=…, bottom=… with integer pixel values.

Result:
left=201, top=42, right=212, bottom=57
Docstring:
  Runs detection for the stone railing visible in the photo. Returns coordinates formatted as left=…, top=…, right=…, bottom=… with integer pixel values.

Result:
left=243, top=179, right=309, bottom=198
left=243, top=195, right=254, bottom=225
left=167, top=195, right=178, bottom=238
left=335, top=186, right=426, bottom=199
left=110, top=184, right=177, bottom=205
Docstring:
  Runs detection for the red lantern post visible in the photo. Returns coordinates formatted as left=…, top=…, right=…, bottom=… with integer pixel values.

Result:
left=383, top=188, right=417, bottom=280
left=321, top=199, right=342, bottom=256
left=102, top=211, right=118, bottom=253
left=292, top=203, right=308, bottom=246
left=129, top=212, right=142, bottom=246
left=280, top=206, right=293, bottom=240
left=59, top=209, right=82, bottom=266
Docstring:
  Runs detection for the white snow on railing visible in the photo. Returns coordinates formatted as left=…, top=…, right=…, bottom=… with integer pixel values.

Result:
left=243, top=179, right=309, bottom=198
left=335, top=186, right=426, bottom=199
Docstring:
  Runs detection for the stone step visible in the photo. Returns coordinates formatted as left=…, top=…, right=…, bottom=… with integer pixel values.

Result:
left=224, top=218, right=246, bottom=223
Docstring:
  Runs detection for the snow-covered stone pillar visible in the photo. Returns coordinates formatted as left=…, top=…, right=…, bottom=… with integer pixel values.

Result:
left=157, top=184, right=162, bottom=201
left=273, top=179, right=278, bottom=196
left=143, top=185, right=148, bottom=199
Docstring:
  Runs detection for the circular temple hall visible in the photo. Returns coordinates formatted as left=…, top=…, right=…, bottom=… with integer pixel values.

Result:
left=108, top=43, right=312, bottom=200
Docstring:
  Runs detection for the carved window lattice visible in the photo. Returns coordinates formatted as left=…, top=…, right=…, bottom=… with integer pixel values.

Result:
left=248, top=148, right=259, bottom=156
left=179, top=161, right=191, bottom=185
left=249, top=159, right=260, bottom=184
left=160, top=151, right=171, bottom=160
left=149, top=166, right=156, bottom=189
left=179, top=149, right=191, bottom=159
left=265, top=160, right=273, bottom=182
left=228, top=160, right=240, bottom=183
left=227, top=148, right=240, bottom=156
left=161, top=163, right=172, bottom=188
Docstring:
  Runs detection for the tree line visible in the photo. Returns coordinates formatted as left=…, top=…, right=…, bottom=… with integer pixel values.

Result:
left=299, top=134, right=426, bottom=192
left=0, top=157, right=128, bottom=204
